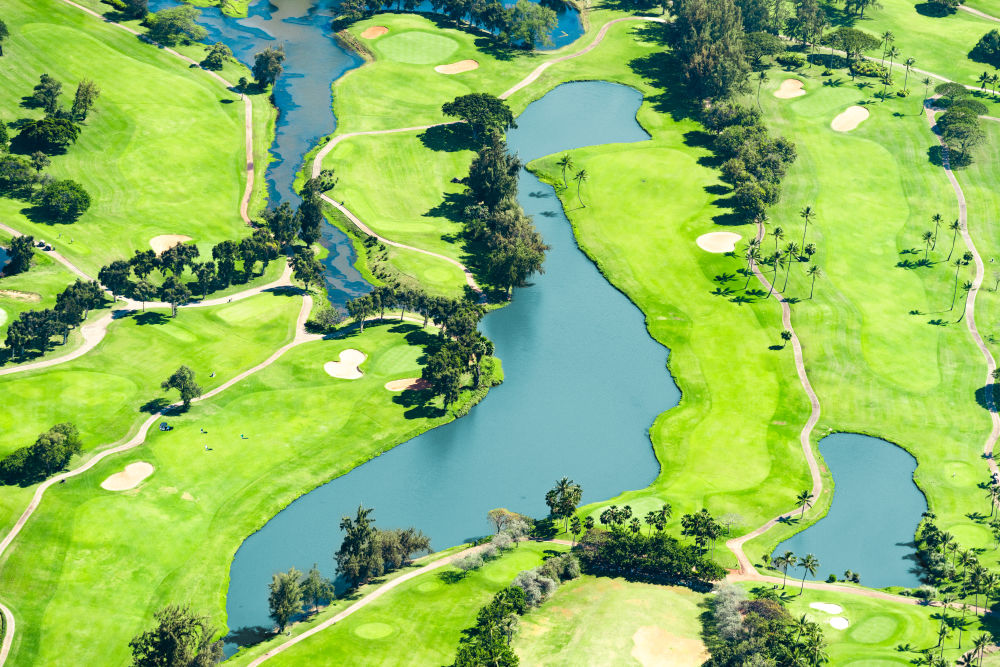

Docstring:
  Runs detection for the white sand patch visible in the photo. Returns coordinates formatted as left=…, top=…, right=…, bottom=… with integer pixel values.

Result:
left=631, top=626, right=708, bottom=666
left=0, top=307, right=6, bottom=327
left=809, top=602, right=844, bottom=615
left=0, top=289, right=41, bottom=302
left=832, top=105, right=869, bottom=132
left=385, top=377, right=430, bottom=391
left=182, top=492, right=194, bottom=501
left=829, top=617, right=849, bottom=630
left=360, top=25, right=388, bottom=39
left=101, top=462, right=154, bottom=491
left=435, top=59, right=479, bottom=74
left=150, top=235, right=192, bottom=255
left=696, top=232, right=742, bottom=253
left=774, top=79, right=805, bottom=99
left=324, top=349, right=367, bottom=379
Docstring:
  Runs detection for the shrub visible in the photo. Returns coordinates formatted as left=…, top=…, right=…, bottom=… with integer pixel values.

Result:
left=454, top=552, right=484, bottom=573
left=971, top=29, right=1000, bottom=67
left=775, top=53, right=805, bottom=70
left=914, top=584, right=937, bottom=599
left=491, top=532, right=514, bottom=552
left=306, top=307, right=344, bottom=333
left=480, top=543, right=499, bottom=561
left=712, top=583, right=745, bottom=640
left=512, top=569, right=558, bottom=608
left=850, top=59, right=888, bottom=78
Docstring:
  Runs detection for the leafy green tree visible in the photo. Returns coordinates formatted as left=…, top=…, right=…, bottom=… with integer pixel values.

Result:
left=130, top=249, right=160, bottom=280
left=35, top=179, right=91, bottom=221
left=335, top=504, right=378, bottom=589
left=30, top=73, right=62, bottom=114
left=160, top=242, right=200, bottom=276
left=13, top=116, right=80, bottom=153
left=123, top=0, right=148, bottom=19
left=300, top=564, right=335, bottom=612
left=972, top=30, right=1000, bottom=68
left=30, top=151, right=50, bottom=173
left=128, top=604, right=223, bottom=667
left=193, top=262, right=216, bottom=299
left=0, top=155, right=38, bottom=193
left=160, top=276, right=192, bottom=318
left=200, top=42, right=232, bottom=71
left=4, top=234, right=35, bottom=275
left=442, top=93, right=516, bottom=141
left=261, top=201, right=298, bottom=247
left=98, top=260, right=133, bottom=299
left=0, top=18, right=8, bottom=57
left=71, top=79, right=100, bottom=121
left=506, top=0, right=557, bottom=48
left=161, top=365, right=201, bottom=408
left=544, top=477, right=583, bottom=533
left=268, top=567, right=303, bottom=633
left=421, top=340, right=464, bottom=408
left=0, top=422, right=83, bottom=485
left=131, top=280, right=156, bottom=311
left=743, top=32, right=784, bottom=69
left=146, top=6, right=208, bottom=45
left=292, top=247, right=324, bottom=293
left=464, top=132, right=521, bottom=209
left=252, top=45, right=286, bottom=88
left=669, top=0, right=750, bottom=101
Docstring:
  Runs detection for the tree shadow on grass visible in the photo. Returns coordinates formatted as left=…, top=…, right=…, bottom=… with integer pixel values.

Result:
left=975, top=384, right=997, bottom=413
left=140, top=397, right=170, bottom=414
left=627, top=51, right=698, bottom=121
left=418, top=123, right=476, bottom=153
left=424, top=191, right=468, bottom=226
left=438, top=569, right=467, bottom=584
left=134, top=311, right=169, bottom=326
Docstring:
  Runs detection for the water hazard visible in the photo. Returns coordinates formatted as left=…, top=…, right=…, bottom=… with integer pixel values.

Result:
left=773, top=433, right=926, bottom=589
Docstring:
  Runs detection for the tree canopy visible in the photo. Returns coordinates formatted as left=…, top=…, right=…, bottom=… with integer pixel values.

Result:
left=253, top=45, right=286, bottom=87
left=146, top=6, right=208, bottom=45
left=669, top=0, right=750, bottom=101
left=441, top=94, right=516, bottom=141
left=128, top=604, right=223, bottom=667
left=161, top=365, right=202, bottom=408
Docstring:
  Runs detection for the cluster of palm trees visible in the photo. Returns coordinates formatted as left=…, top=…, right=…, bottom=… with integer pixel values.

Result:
left=740, top=205, right=823, bottom=301
left=912, top=213, right=975, bottom=319
left=772, top=551, right=821, bottom=594
left=556, top=154, right=588, bottom=208
left=977, top=70, right=1000, bottom=97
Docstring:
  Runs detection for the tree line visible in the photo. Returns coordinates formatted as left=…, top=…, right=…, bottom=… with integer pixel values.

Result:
left=3, top=275, right=105, bottom=361
left=338, top=0, right=558, bottom=48
left=0, top=73, right=98, bottom=222
left=0, top=423, right=82, bottom=487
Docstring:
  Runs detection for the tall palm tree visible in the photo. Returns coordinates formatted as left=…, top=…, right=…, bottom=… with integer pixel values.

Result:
left=767, top=250, right=783, bottom=297
left=950, top=258, right=966, bottom=311
left=556, top=154, right=574, bottom=188
left=991, top=72, right=999, bottom=96
left=957, top=281, right=974, bottom=321
left=782, top=242, right=799, bottom=291
left=796, top=489, right=812, bottom=518
left=948, top=219, right=963, bottom=260
left=922, top=230, right=934, bottom=260
left=757, top=70, right=769, bottom=110
left=743, top=244, right=761, bottom=290
left=973, top=633, right=991, bottom=665
left=931, top=213, right=942, bottom=249
left=774, top=551, right=797, bottom=588
left=887, top=45, right=900, bottom=75
left=573, top=169, right=588, bottom=208
left=903, top=56, right=916, bottom=92
left=798, top=553, right=820, bottom=594
left=772, top=226, right=784, bottom=254
left=806, top=265, right=822, bottom=299
left=922, top=76, right=933, bottom=114
left=979, top=71, right=991, bottom=92
left=880, top=30, right=894, bottom=65
left=799, top=205, right=815, bottom=251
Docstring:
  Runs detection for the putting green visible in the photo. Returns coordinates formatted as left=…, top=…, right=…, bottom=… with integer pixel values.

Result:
left=354, top=622, right=394, bottom=639
left=376, top=31, right=459, bottom=64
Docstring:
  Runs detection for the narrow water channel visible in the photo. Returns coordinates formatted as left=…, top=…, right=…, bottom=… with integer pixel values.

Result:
left=773, top=433, right=926, bottom=589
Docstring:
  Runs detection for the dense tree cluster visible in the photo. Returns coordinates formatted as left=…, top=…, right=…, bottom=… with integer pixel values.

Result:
left=334, top=504, right=431, bottom=589
left=668, top=0, right=750, bottom=101
left=820, top=27, right=880, bottom=69
left=4, top=278, right=105, bottom=359
left=128, top=604, right=223, bottom=667
left=144, top=5, right=208, bottom=46
left=200, top=42, right=233, bottom=71
left=3, top=234, right=36, bottom=276
left=442, top=93, right=517, bottom=141
left=703, top=103, right=797, bottom=221
left=704, top=584, right=829, bottom=666
left=971, top=30, right=1000, bottom=68
left=934, top=83, right=987, bottom=165
left=252, top=45, right=285, bottom=88
left=0, top=423, right=82, bottom=486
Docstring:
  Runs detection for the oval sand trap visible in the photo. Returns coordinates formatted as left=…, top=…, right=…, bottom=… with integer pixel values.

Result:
left=101, top=462, right=154, bottom=491
left=385, top=377, right=430, bottom=391
left=324, top=349, right=366, bottom=379
left=631, top=626, right=708, bottom=666
left=435, top=59, right=479, bottom=74
left=696, top=232, right=742, bottom=253
left=150, top=234, right=192, bottom=255
left=832, top=105, right=869, bottom=132
left=774, top=79, right=805, bottom=99
left=809, top=602, right=844, bottom=615
left=0, top=307, right=6, bottom=327
left=360, top=25, right=388, bottom=39
left=829, top=617, right=849, bottom=630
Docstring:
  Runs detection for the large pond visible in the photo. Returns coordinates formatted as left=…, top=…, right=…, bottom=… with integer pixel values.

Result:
left=773, top=433, right=926, bottom=589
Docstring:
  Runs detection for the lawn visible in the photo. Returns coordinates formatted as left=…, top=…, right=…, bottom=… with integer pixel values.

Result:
left=0, top=0, right=273, bottom=275
left=0, top=230, right=81, bottom=339
left=0, top=320, right=477, bottom=665
left=514, top=575, right=708, bottom=666
left=230, top=541, right=567, bottom=666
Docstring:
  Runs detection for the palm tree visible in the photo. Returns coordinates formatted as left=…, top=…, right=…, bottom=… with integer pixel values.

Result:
left=573, top=169, right=588, bottom=208
left=931, top=213, right=942, bottom=249
left=957, top=281, right=974, bottom=321
left=796, top=489, right=812, bottom=518
left=887, top=45, right=900, bottom=75
left=880, top=30, right=894, bottom=65
left=782, top=242, right=799, bottom=291
left=772, top=226, right=784, bottom=254
left=922, top=76, right=933, bottom=114
left=799, top=205, right=814, bottom=251
left=798, top=553, right=819, bottom=594
left=743, top=244, right=761, bottom=290
left=950, top=258, right=965, bottom=311
left=973, top=633, right=991, bottom=665
left=557, top=154, right=574, bottom=188
left=980, top=71, right=991, bottom=92
left=922, top=230, right=934, bottom=260
left=774, top=551, right=797, bottom=588
left=947, top=219, right=962, bottom=260
left=757, top=70, right=769, bottom=110
left=806, top=265, right=822, bottom=299
left=991, top=72, right=999, bottom=96
left=903, top=56, right=916, bottom=92
left=767, top=250, right=783, bottom=297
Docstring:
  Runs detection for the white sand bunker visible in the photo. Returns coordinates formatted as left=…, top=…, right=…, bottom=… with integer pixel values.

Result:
left=150, top=235, right=192, bottom=255
left=631, top=626, right=708, bottom=666
left=809, top=602, right=843, bottom=615
left=101, top=462, right=154, bottom=491
left=0, top=307, right=6, bottom=327
left=361, top=25, right=388, bottom=39
left=324, top=349, right=367, bottom=379
left=435, top=59, right=479, bottom=74
left=0, top=289, right=41, bottom=302
left=829, top=617, right=849, bottom=630
left=774, top=79, right=805, bottom=99
left=832, top=105, right=869, bottom=132
left=696, top=232, right=742, bottom=253
left=385, top=377, right=430, bottom=391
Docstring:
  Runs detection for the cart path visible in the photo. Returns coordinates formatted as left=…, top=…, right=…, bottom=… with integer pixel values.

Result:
left=960, top=4, right=1000, bottom=22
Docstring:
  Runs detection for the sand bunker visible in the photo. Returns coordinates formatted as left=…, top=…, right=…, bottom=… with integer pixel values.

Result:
left=832, top=105, right=869, bottom=132
left=324, top=349, right=366, bottom=379
left=0, top=289, right=41, bottom=302
left=360, top=25, right=388, bottom=39
left=696, top=232, right=742, bottom=253
left=384, top=377, right=430, bottom=391
left=101, top=462, right=154, bottom=491
left=631, top=626, right=708, bottom=666
left=0, top=307, right=6, bottom=327
left=150, top=235, right=192, bottom=255
left=435, top=59, right=479, bottom=74
left=809, top=602, right=844, bottom=615
left=774, top=79, right=805, bottom=99
left=829, top=617, right=849, bottom=630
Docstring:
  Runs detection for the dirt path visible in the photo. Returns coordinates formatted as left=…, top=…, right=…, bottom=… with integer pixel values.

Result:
left=0, top=221, right=92, bottom=282
left=960, top=4, right=1000, bottom=22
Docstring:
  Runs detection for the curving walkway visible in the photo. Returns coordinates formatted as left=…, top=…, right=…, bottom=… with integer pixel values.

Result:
left=960, top=4, right=1000, bottom=22
left=0, top=222, right=92, bottom=282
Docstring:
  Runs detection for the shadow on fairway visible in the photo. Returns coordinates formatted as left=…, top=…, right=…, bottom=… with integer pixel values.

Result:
left=975, top=384, right=997, bottom=413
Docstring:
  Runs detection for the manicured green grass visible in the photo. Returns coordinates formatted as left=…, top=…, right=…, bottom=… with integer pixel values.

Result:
left=0, top=0, right=272, bottom=275
left=0, top=231, right=79, bottom=338
left=377, top=30, right=461, bottom=64
left=514, top=575, right=708, bottom=665
left=0, top=320, right=480, bottom=665
left=232, top=542, right=566, bottom=666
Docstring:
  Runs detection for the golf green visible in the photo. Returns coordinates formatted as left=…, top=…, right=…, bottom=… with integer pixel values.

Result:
left=377, top=31, right=460, bottom=64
